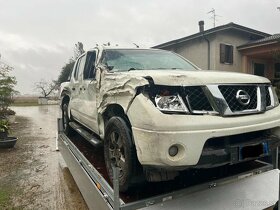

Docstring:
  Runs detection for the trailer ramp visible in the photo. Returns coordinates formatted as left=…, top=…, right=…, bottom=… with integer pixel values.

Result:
left=138, top=169, right=279, bottom=210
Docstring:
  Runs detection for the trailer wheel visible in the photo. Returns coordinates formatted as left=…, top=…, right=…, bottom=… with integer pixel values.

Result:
left=104, top=116, right=136, bottom=192
left=62, top=103, right=74, bottom=136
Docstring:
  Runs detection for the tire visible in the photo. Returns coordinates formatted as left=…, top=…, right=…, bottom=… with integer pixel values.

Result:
left=273, top=201, right=278, bottom=210
left=62, top=103, right=74, bottom=136
left=104, top=116, right=137, bottom=192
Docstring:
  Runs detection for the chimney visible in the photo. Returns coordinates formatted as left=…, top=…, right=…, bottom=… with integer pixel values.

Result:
left=199, top=21, right=204, bottom=32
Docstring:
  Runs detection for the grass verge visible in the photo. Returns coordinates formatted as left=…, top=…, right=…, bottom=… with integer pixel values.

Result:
left=0, top=188, right=10, bottom=208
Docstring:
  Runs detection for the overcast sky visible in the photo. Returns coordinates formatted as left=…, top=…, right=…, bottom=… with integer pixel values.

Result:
left=0, top=0, right=279, bottom=94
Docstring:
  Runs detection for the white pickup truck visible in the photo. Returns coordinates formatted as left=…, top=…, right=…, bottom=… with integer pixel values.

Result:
left=60, top=46, right=280, bottom=192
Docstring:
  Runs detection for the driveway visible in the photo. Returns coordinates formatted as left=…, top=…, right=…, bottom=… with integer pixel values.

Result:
left=0, top=105, right=88, bottom=209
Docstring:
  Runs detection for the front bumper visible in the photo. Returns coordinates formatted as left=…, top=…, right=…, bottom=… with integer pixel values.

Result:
left=127, top=94, right=280, bottom=167
left=195, top=133, right=279, bottom=168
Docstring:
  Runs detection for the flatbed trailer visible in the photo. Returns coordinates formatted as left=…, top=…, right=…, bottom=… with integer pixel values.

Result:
left=57, top=118, right=279, bottom=210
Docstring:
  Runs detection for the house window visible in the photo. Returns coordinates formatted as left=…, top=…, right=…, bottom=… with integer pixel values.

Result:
left=275, top=63, right=280, bottom=78
left=220, top=44, right=233, bottom=64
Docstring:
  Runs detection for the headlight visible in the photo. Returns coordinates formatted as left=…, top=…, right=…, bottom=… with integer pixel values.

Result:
left=272, top=87, right=279, bottom=107
left=155, top=94, right=189, bottom=113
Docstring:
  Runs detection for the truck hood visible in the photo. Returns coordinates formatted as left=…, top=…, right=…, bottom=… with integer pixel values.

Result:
left=117, top=69, right=270, bottom=86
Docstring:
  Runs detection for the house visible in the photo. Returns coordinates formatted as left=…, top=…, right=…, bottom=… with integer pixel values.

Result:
left=237, top=34, right=280, bottom=82
left=153, top=22, right=280, bottom=82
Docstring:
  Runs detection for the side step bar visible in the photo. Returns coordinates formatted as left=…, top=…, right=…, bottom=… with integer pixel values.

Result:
left=69, top=121, right=102, bottom=147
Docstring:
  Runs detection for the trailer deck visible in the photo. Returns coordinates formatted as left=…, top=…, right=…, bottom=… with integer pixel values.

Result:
left=57, top=119, right=279, bottom=210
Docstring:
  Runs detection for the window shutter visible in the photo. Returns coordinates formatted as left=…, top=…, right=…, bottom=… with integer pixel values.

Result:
left=220, top=44, right=225, bottom=63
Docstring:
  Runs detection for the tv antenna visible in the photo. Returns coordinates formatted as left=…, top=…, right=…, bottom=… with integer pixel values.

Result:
left=208, top=8, right=221, bottom=28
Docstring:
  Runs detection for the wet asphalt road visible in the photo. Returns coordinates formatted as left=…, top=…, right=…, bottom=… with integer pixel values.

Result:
left=0, top=105, right=88, bottom=209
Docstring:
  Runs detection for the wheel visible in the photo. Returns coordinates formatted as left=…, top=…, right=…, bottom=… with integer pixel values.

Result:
left=104, top=116, right=137, bottom=192
left=62, top=103, right=74, bottom=136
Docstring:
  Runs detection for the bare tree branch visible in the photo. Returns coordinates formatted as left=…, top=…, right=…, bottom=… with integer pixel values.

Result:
left=35, top=80, right=58, bottom=98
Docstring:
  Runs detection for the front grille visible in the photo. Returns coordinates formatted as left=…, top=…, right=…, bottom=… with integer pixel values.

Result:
left=184, top=87, right=213, bottom=112
left=152, top=84, right=274, bottom=116
left=219, top=85, right=258, bottom=112
left=265, top=86, right=271, bottom=107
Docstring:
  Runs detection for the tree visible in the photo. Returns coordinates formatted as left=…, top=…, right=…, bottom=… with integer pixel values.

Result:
left=0, top=62, right=17, bottom=117
left=35, top=80, right=58, bottom=98
left=57, top=42, right=85, bottom=84
left=74, top=42, right=85, bottom=60
left=57, top=59, right=75, bottom=84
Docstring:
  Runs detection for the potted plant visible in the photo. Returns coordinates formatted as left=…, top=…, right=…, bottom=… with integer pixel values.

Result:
left=0, top=64, right=18, bottom=123
left=0, top=57, right=18, bottom=148
left=0, top=108, right=16, bottom=123
left=0, top=119, right=17, bottom=148
left=0, top=119, right=8, bottom=139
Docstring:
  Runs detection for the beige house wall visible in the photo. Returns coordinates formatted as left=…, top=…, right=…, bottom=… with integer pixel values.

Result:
left=158, top=29, right=280, bottom=83
left=213, top=30, right=250, bottom=72
left=170, top=34, right=217, bottom=70
left=163, top=30, right=253, bottom=72
left=163, top=40, right=207, bottom=69
left=175, top=40, right=208, bottom=69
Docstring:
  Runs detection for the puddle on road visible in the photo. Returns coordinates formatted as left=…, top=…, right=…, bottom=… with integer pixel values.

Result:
left=0, top=105, right=88, bottom=209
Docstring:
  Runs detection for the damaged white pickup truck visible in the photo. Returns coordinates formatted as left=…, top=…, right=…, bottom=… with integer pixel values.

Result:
left=60, top=47, right=280, bottom=192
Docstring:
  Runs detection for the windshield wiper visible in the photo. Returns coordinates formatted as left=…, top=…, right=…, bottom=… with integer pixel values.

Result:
left=151, top=67, right=183, bottom=70
left=127, top=67, right=143, bottom=71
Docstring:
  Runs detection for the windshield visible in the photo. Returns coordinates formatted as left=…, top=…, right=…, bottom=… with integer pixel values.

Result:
left=101, top=49, right=197, bottom=72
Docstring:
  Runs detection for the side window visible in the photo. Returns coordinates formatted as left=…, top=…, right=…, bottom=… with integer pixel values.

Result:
left=77, top=55, right=86, bottom=80
left=73, top=59, right=81, bottom=80
left=220, top=43, right=233, bottom=64
left=84, top=51, right=97, bottom=79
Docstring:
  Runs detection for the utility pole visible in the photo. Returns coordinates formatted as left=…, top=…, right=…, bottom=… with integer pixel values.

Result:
left=208, top=8, right=220, bottom=28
